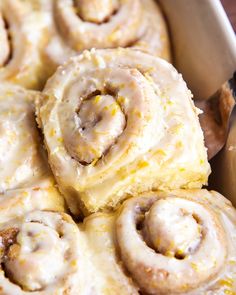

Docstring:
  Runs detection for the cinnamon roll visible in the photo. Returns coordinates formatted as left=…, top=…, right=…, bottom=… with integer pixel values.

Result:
left=0, top=210, right=94, bottom=294
left=0, top=0, right=51, bottom=89
left=0, top=84, right=51, bottom=192
left=37, top=48, right=210, bottom=214
left=82, top=189, right=236, bottom=294
left=45, top=0, right=171, bottom=66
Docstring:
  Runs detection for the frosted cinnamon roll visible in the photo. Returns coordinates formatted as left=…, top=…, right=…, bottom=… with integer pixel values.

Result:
left=0, top=84, right=51, bottom=192
left=0, top=0, right=51, bottom=89
left=0, top=210, right=94, bottom=294
left=45, top=0, right=171, bottom=66
left=82, top=190, right=236, bottom=294
left=37, top=48, right=210, bottom=214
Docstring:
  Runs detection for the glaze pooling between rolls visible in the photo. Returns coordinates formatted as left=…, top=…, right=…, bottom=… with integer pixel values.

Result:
left=37, top=48, right=210, bottom=214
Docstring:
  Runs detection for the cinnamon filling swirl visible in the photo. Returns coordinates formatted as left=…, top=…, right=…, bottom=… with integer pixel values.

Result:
left=74, top=0, right=120, bottom=24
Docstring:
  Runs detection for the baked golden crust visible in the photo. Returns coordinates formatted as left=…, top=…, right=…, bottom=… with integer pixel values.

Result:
left=37, top=48, right=210, bottom=214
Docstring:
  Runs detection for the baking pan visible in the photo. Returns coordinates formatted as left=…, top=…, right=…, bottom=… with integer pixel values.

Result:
left=159, top=0, right=236, bottom=204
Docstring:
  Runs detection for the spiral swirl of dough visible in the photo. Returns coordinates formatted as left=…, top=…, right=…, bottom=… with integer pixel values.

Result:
left=0, top=0, right=51, bottom=89
left=37, top=48, right=210, bottom=214
left=0, top=84, right=51, bottom=192
left=82, top=190, right=236, bottom=294
left=45, top=0, right=171, bottom=65
left=0, top=210, right=94, bottom=294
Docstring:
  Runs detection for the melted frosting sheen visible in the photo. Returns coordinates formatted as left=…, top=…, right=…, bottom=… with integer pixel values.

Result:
left=0, top=190, right=235, bottom=294
left=80, top=190, right=236, bottom=294
left=0, top=177, right=65, bottom=224
left=0, top=84, right=50, bottom=192
left=44, top=0, right=171, bottom=66
left=0, top=0, right=52, bottom=89
left=0, top=211, right=95, bottom=294
left=38, top=48, right=210, bottom=214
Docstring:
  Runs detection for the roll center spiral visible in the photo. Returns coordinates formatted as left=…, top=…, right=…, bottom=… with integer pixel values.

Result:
left=116, top=195, right=227, bottom=294
left=55, top=0, right=143, bottom=50
left=144, top=199, right=202, bottom=258
left=59, top=66, right=156, bottom=167
left=74, top=0, right=119, bottom=24
left=77, top=91, right=125, bottom=164
left=1, top=222, right=66, bottom=291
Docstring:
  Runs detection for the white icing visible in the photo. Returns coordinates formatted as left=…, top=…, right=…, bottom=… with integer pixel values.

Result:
left=44, top=0, right=171, bottom=66
left=38, top=48, right=210, bottom=214
left=0, top=0, right=52, bottom=89
left=82, top=190, right=236, bottom=294
left=0, top=211, right=95, bottom=294
left=0, top=84, right=49, bottom=192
